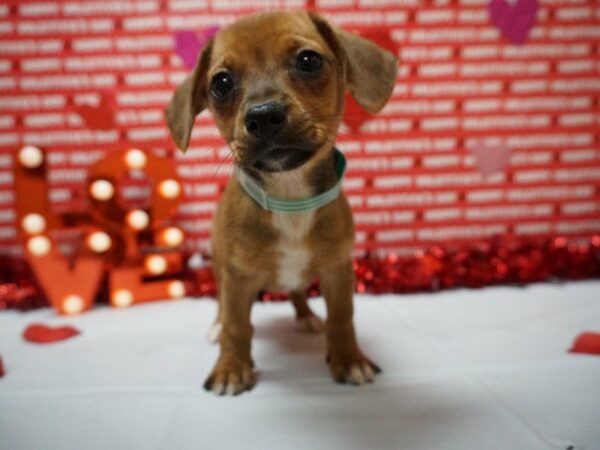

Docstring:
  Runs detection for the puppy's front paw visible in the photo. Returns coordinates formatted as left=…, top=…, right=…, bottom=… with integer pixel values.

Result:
left=327, top=354, right=381, bottom=386
left=204, top=360, right=256, bottom=396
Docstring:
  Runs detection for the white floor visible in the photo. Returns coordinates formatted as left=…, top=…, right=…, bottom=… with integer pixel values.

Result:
left=1, top=281, right=599, bottom=450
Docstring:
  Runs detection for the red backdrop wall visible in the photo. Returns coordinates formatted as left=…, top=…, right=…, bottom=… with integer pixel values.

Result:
left=0, top=0, right=599, bottom=260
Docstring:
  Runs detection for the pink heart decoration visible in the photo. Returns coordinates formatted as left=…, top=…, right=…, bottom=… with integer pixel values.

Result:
left=75, top=92, right=116, bottom=130
left=488, top=0, right=538, bottom=45
left=174, top=26, right=220, bottom=69
left=468, top=141, right=512, bottom=177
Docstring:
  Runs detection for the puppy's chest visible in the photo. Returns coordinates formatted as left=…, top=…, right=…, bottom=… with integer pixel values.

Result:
left=271, top=211, right=315, bottom=291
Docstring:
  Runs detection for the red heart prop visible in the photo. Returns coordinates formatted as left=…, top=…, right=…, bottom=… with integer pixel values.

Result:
left=23, top=323, right=80, bottom=344
left=569, top=332, right=600, bottom=355
left=342, top=29, right=398, bottom=133
left=0, top=355, right=5, bottom=377
left=75, top=93, right=116, bottom=130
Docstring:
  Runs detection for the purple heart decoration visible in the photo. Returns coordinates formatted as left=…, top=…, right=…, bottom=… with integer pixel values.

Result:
left=174, top=26, right=220, bottom=69
left=488, top=0, right=538, bottom=45
left=468, top=141, right=512, bottom=177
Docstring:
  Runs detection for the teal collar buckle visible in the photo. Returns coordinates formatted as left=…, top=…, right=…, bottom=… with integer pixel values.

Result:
left=234, top=149, right=346, bottom=213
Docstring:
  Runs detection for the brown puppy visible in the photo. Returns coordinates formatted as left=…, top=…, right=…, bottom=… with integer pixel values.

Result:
left=166, top=11, right=397, bottom=395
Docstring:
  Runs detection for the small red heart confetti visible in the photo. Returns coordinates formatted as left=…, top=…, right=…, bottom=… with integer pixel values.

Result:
left=174, top=26, right=220, bottom=70
left=23, top=323, right=81, bottom=344
left=0, top=355, right=5, bottom=377
left=569, top=332, right=600, bottom=355
left=75, top=92, right=116, bottom=130
left=468, top=141, right=512, bottom=177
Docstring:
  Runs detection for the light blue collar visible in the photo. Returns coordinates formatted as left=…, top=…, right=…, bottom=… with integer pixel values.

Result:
left=234, top=149, right=346, bottom=213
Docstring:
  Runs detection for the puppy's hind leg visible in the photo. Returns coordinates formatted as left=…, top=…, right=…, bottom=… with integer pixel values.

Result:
left=290, top=290, right=324, bottom=333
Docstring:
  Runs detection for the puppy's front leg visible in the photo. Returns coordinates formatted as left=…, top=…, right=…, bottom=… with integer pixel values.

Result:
left=204, top=266, right=260, bottom=396
left=320, top=260, right=381, bottom=385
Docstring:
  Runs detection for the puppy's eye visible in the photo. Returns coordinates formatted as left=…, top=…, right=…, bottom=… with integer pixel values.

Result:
left=210, top=71, right=235, bottom=99
left=295, top=50, right=323, bottom=73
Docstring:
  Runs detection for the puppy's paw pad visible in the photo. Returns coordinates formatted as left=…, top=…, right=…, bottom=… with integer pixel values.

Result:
left=204, top=363, right=255, bottom=396
left=207, top=322, right=222, bottom=344
left=296, top=315, right=324, bottom=333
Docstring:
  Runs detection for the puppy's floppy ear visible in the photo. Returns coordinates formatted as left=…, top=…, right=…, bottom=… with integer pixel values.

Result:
left=165, top=40, right=213, bottom=151
left=308, top=13, right=398, bottom=113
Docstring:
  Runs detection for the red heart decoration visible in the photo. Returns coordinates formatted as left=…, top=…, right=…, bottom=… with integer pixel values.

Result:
left=23, top=323, right=80, bottom=344
left=569, top=332, right=600, bottom=355
left=468, top=141, right=512, bottom=177
left=342, top=29, right=398, bottom=133
left=343, top=93, right=374, bottom=134
left=75, top=93, right=116, bottom=130
left=0, top=355, right=5, bottom=377
left=359, top=29, right=399, bottom=55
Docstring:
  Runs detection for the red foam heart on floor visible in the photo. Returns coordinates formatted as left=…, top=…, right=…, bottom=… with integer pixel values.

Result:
left=569, top=331, right=600, bottom=355
left=0, top=355, right=5, bottom=377
left=23, top=323, right=81, bottom=344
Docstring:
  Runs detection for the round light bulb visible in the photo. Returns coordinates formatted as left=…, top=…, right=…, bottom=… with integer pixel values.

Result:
left=21, top=213, right=46, bottom=234
left=63, top=295, right=84, bottom=315
left=112, top=289, right=134, bottom=308
left=18, top=145, right=44, bottom=168
left=87, top=231, right=112, bottom=253
left=126, top=209, right=149, bottom=230
left=27, top=235, right=51, bottom=256
left=124, top=148, right=147, bottom=169
left=168, top=280, right=186, bottom=298
left=158, top=179, right=181, bottom=199
left=145, top=255, right=167, bottom=275
left=90, top=179, right=114, bottom=201
left=162, top=227, right=183, bottom=247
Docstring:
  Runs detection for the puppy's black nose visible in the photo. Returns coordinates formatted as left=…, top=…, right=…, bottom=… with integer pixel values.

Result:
left=244, top=102, right=287, bottom=138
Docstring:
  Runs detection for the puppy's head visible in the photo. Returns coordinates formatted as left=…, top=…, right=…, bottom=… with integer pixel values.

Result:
left=166, top=11, right=397, bottom=172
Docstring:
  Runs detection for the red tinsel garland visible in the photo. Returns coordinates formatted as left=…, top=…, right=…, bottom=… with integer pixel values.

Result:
left=1, top=235, right=599, bottom=311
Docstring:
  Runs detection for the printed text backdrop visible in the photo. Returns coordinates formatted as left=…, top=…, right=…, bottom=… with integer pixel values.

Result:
left=0, top=0, right=599, bottom=257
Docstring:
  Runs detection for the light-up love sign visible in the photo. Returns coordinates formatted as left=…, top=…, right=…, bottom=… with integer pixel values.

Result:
left=14, top=146, right=187, bottom=315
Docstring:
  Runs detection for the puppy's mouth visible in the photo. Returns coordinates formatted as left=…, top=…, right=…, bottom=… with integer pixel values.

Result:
left=251, top=144, right=315, bottom=172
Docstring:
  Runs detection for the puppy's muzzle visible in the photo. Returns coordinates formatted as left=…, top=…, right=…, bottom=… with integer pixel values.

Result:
left=245, top=102, right=287, bottom=139
left=243, top=101, right=314, bottom=172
